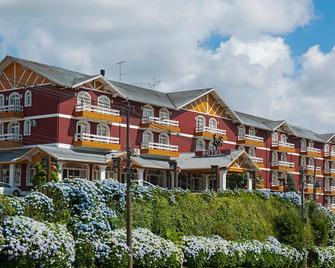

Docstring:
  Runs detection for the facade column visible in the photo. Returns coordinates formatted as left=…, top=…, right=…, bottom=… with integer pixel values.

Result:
left=246, top=172, right=253, bottom=190
left=218, top=168, right=227, bottom=191
left=99, top=165, right=107, bottom=181
left=137, top=168, right=145, bottom=186
left=205, top=175, right=209, bottom=191
left=170, top=171, right=175, bottom=189
left=9, top=163, right=15, bottom=187
left=57, top=161, right=63, bottom=181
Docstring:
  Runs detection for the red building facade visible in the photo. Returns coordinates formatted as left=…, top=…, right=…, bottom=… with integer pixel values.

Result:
left=0, top=55, right=334, bottom=209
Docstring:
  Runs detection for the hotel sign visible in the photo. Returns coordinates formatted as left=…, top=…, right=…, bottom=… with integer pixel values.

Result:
left=195, top=149, right=230, bottom=157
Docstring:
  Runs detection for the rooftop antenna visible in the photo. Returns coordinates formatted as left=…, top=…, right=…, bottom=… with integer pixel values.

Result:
left=116, top=60, right=126, bottom=82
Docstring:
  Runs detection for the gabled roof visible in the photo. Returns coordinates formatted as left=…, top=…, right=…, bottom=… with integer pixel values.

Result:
left=0, top=148, right=33, bottom=163
left=167, top=88, right=213, bottom=109
left=289, top=125, right=324, bottom=143
left=317, top=133, right=335, bottom=143
left=234, top=111, right=275, bottom=131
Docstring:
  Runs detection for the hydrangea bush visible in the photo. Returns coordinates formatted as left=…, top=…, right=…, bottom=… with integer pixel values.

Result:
left=24, top=191, right=54, bottom=221
left=308, top=246, right=335, bottom=268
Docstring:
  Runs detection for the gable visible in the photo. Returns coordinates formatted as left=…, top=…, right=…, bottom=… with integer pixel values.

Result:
left=184, top=93, right=226, bottom=117
left=274, top=121, right=296, bottom=136
left=228, top=151, right=258, bottom=172
left=0, top=62, right=50, bottom=90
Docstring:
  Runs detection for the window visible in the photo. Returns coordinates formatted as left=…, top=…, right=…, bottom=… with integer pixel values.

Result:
left=196, top=139, right=205, bottom=151
left=301, top=156, right=306, bottom=167
left=308, top=158, right=314, bottom=166
left=8, top=121, right=20, bottom=136
left=143, top=105, right=154, bottom=118
left=0, top=165, right=9, bottom=183
left=325, top=144, right=330, bottom=153
left=62, top=163, right=88, bottom=179
left=159, top=133, right=169, bottom=144
left=159, top=108, right=169, bottom=120
left=106, top=166, right=118, bottom=180
left=24, top=120, right=31, bottom=136
left=325, top=161, right=330, bottom=172
left=249, top=127, right=256, bottom=136
left=301, top=139, right=306, bottom=149
left=196, top=116, right=205, bottom=130
left=272, top=172, right=279, bottom=186
left=308, top=140, right=314, bottom=148
left=77, top=91, right=91, bottom=106
left=76, top=121, right=90, bottom=134
left=280, top=134, right=287, bottom=143
left=249, top=147, right=256, bottom=157
left=142, top=130, right=153, bottom=146
left=272, top=151, right=278, bottom=162
left=272, top=132, right=278, bottom=142
left=24, top=90, right=32, bottom=107
left=92, top=165, right=100, bottom=181
left=98, top=95, right=110, bottom=108
left=0, top=94, right=4, bottom=108
left=97, top=123, right=109, bottom=137
left=209, top=118, right=217, bottom=129
left=0, top=122, right=3, bottom=135
left=332, top=145, right=335, bottom=153
left=280, top=153, right=287, bottom=162
left=238, top=125, right=245, bottom=138
left=26, top=164, right=35, bottom=186
left=15, top=164, right=21, bottom=186
left=9, top=92, right=20, bottom=108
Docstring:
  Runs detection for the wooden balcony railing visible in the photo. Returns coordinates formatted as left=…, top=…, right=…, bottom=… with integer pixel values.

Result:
left=141, top=116, right=180, bottom=133
left=301, top=147, right=322, bottom=157
left=194, top=126, right=227, bottom=139
left=237, top=134, right=265, bottom=147
left=0, top=105, right=24, bottom=119
left=271, top=160, right=295, bottom=172
left=73, top=104, right=121, bottom=122
left=271, top=140, right=295, bottom=153
left=141, top=142, right=179, bottom=157
left=73, top=133, right=120, bottom=151
left=0, top=133, right=22, bottom=148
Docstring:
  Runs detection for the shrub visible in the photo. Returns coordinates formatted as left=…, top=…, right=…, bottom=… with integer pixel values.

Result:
left=24, top=191, right=54, bottom=221
left=308, top=246, right=335, bottom=268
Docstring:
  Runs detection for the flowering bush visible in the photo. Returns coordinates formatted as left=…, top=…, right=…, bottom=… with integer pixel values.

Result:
left=182, top=235, right=306, bottom=268
left=8, top=197, right=26, bottom=216
left=24, top=191, right=54, bottom=221
left=0, top=216, right=75, bottom=267
left=308, top=246, right=335, bottom=268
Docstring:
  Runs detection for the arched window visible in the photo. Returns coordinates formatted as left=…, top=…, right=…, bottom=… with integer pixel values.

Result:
left=8, top=121, right=20, bottom=136
left=301, top=139, right=306, bottom=149
left=143, top=105, right=154, bottom=118
left=280, top=134, right=287, bottom=143
left=272, top=151, right=278, bottom=162
left=209, top=118, right=217, bottom=129
left=280, top=153, right=287, bottom=162
left=0, top=94, right=4, bottom=108
left=142, top=130, right=153, bottom=146
left=249, top=147, right=256, bottom=157
left=301, top=156, right=306, bottom=167
left=196, top=116, right=205, bottom=130
left=196, top=139, right=205, bottom=151
left=9, top=92, right=20, bottom=108
left=325, top=144, right=330, bottom=153
left=24, top=90, right=32, bottom=107
left=249, top=127, right=256, bottom=136
left=97, top=123, right=109, bottom=137
left=308, top=140, right=314, bottom=148
left=98, top=95, right=110, bottom=108
left=159, top=133, right=169, bottom=144
left=77, top=91, right=91, bottom=106
left=76, top=121, right=90, bottom=135
left=325, top=161, right=330, bottom=172
left=272, top=132, right=279, bottom=142
left=331, top=145, right=335, bottom=153
left=308, top=158, right=314, bottom=167
left=272, top=172, right=279, bottom=186
left=23, top=120, right=31, bottom=136
left=238, top=125, right=245, bottom=138
left=159, top=108, right=169, bottom=120
left=0, top=122, right=3, bottom=135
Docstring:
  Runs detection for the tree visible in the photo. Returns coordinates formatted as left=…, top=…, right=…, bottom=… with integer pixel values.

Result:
left=287, top=173, right=297, bottom=192
left=32, top=162, right=47, bottom=188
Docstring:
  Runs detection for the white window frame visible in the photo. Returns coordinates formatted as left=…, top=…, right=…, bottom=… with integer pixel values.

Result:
left=76, top=120, right=90, bottom=134
left=280, top=134, right=287, bottom=143
left=63, top=163, right=89, bottom=180
left=159, top=108, right=170, bottom=120
left=272, top=132, right=279, bottom=142
left=301, top=139, right=306, bottom=149
left=272, top=171, right=279, bottom=185
left=77, top=91, right=91, bottom=106
left=15, top=164, right=21, bottom=186
left=249, top=127, right=256, bottom=136
left=23, top=120, right=31, bottom=136
left=196, top=115, right=206, bottom=128
left=142, top=130, right=154, bottom=145
left=92, top=165, right=100, bottom=181
left=8, top=121, right=20, bottom=135
left=0, top=122, right=3, bottom=135
left=98, top=95, right=110, bottom=108
left=249, top=147, right=256, bottom=157
left=280, top=153, right=287, bottom=162
left=159, top=133, right=169, bottom=144
left=196, top=138, right=205, bottom=151
left=9, top=92, right=20, bottom=106
left=301, top=156, right=306, bottom=167
left=308, top=157, right=314, bottom=166
left=272, top=151, right=278, bottom=162
left=26, top=164, right=35, bottom=186
left=309, top=140, right=314, bottom=148
left=0, top=94, right=4, bottom=107
left=24, top=90, right=32, bottom=107
left=238, top=125, right=245, bottom=138
left=209, top=118, right=217, bottom=129
left=97, top=123, right=109, bottom=137
left=143, top=104, right=154, bottom=118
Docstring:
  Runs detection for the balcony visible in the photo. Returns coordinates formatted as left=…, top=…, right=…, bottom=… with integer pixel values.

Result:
left=271, top=160, right=295, bottom=172
left=237, top=134, right=265, bottom=147
left=325, top=151, right=335, bottom=161
left=304, top=183, right=322, bottom=194
left=73, top=104, right=121, bottom=123
left=250, top=156, right=264, bottom=168
left=301, top=147, right=322, bottom=158
left=324, top=168, right=335, bottom=177
left=141, top=142, right=179, bottom=157
left=194, top=126, right=227, bottom=140
left=73, top=133, right=120, bottom=151
left=324, top=186, right=335, bottom=196
left=0, top=133, right=22, bottom=148
left=270, top=184, right=286, bottom=192
left=271, top=140, right=295, bottom=153
left=141, top=116, right=180, bottom=133
left=0, top=105, right=24, bottom=119
left=305, top=165, right=322, bottom=176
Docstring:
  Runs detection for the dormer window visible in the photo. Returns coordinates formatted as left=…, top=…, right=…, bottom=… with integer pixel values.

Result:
left=280, top=134, right=287, bottom=143
left=238, top=125, right=245, bottom=138
left=272, top=132, right=279, bottom=142
left=143, top=105, right=154, bottom=118
left=249, top=127, right=256, bottom=136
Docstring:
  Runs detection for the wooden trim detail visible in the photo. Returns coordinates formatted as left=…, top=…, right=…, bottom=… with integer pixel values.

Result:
left=73, top=140, right=121, bottom=151
left=73, top=111, right=122, bottom=123
left=140, top=148, right=180, bottom=157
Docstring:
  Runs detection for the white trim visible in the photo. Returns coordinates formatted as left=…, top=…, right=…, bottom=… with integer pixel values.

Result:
left=71, top=75, right=102, bottom=88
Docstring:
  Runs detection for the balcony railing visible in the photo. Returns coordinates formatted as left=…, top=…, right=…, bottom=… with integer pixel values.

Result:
left=0, top=105, right=23, bottom=113
left=324, top=151, right=335, bottom=158
left=272, top=160, right=295, bottom=168
left=301, top=147, right=321, bottom=153
left=272, top=140, right=295, bottom=149
left=141, top=142, right=178, bottom=152
left=324, top=168, right=335, bottom=174
left=325, top=186, right=335, bottom=192
left=195, top=126, right=226, bottom=135
left=306, top=165, right=321, bottom=171
left=142, top=116, right=179, bottom=128
left=239, top=134, right=264, bottom=142
left=75, top=133, right=119, bottom=144
left=0, top=133, right=22, bottom=142
left=75, top=104, right=120, bottom=116
left=250, top=156, right=263, bottom=163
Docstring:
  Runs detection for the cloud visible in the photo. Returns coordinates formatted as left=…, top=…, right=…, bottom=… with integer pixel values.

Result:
left=1, top=0, right=334, bottom=133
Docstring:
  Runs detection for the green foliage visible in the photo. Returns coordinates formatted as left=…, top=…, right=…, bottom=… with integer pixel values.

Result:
left=32, top=162, right=59, bottom=188
left=287, top=174, right=297, bottom=192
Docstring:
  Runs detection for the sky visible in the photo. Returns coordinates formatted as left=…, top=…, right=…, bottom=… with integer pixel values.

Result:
left=0, top=0, right=335, bottom=133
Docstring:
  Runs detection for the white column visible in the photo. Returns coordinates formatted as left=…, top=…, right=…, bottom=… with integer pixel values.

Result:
left=246, top=172, right=253, bottom=190
left=99, top=165, right=107, bottom=181
left=9, top=163, right=15, bottom=187
left=137, top=168, right=144, bottom=186
left=219, top=169, right=227, bottom=190
left=57, top=161, right=63, bottom=181
left=170, top=171, right=175, bottom=189
left=205, top=175, right=209, bottom=191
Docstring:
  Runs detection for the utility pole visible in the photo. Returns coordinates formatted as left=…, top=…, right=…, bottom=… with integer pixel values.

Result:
left=300, top=166, right=305, bottom=222
left=116, top=61, right=126, bottom=82
left=313, top=158, right=317, bottom=201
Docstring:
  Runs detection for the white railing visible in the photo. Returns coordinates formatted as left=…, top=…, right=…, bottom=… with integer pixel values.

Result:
left=301, top=147, right=321, bottom=153
left=328, top=204, right=335, bottom=209
left=325, top=151, right=335, bottom=157
left=272, top=140, right=295, bottom=149
left=0, top=105, right=23, bottom=113
left=306, top=165, right=321, bottom=171
left=325, top=168, right=335, bottom=174
left=195, top=126, right=226, bottom=135
left=142, top=142, right=178, bottom=152
left=142, top=116, right=179, bottom=127
left=75, top=104, right=120, bottom=116
left=0, top=133, right=22, bottom=142
left=238, top=134, right=264, bottom=143
left=250, top=156, right=263, bottom=163
left=325, top=186, right=335, bottom=192
left=272, top=160, right=295, bottom=168
left=75, top=133, right=119, bottom=144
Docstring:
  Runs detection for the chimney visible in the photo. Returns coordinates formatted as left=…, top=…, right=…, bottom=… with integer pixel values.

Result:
left=100, top=69, right=105, bottom=76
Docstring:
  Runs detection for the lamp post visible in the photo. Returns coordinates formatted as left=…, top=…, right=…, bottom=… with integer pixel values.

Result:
left=300, top=166, right=306, bottom=222
left=168, top=160, right=177, bottom=188
left=312, top=157, right=317, bottom=201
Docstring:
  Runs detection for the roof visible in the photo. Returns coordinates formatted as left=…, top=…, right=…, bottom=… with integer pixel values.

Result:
left=234, top=111, right=276, bottom=131
left=167, top=88, right=213, bottom=109
left=0, top=148, right=33, bottom=163
left=289, top=125, right=324, bottom=143
left=317, top=133, right=335, bottom=143
left=131, top=156, right=170, bottom=169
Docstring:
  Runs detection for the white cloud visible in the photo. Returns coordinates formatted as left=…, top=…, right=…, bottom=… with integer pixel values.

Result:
left=2, top=0, right=335, bottom=133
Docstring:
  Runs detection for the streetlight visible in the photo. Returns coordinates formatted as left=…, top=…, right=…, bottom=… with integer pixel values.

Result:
left=168, top=160, right=177, bottom=188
